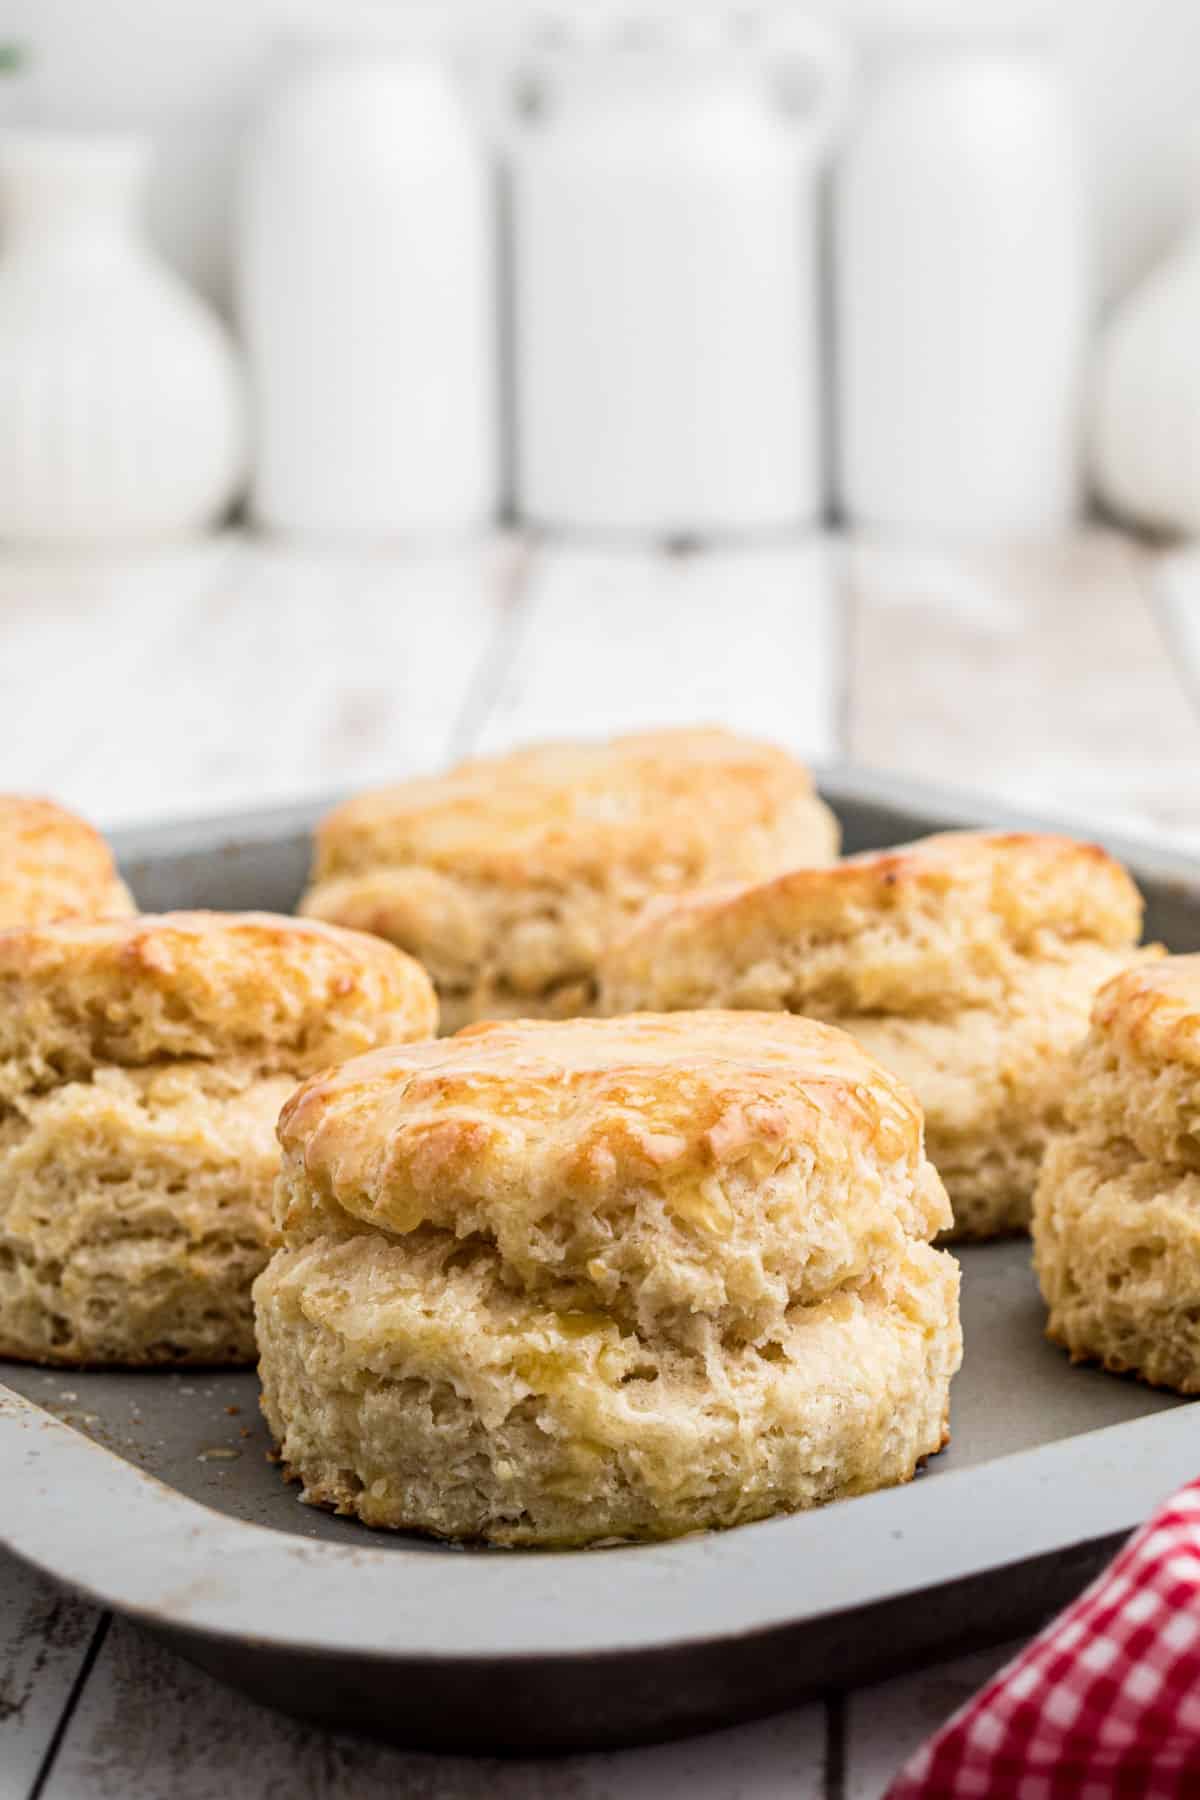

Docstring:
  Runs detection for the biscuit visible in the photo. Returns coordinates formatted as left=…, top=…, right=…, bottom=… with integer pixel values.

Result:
left=0, top=911, right=437, bottom=1097
left=1034, top=957, right=1200, bottom=1392
left=0, top=913, right=437, bottom=1366
left=255, top=1012, right=961, bottom=1545
left=0, top=796, right=134, bottom=926
left=598, top=833, right=1150, bottom=1240
left=299, top=729, right=839, bottom=1031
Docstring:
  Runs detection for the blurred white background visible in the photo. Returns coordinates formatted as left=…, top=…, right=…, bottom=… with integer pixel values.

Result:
left=4, top=0, right=1200, bottom=317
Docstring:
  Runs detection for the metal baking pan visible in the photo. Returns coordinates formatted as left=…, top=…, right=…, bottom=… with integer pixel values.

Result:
left=2, top=767, right=1199, bottom=1754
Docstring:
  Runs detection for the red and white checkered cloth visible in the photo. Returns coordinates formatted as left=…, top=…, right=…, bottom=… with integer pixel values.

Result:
left=886, top=1478, right=1200, bottom=1799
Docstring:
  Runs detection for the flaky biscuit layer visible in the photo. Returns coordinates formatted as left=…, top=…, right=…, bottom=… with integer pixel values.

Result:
left=255, top=1228, right=960, bottom=1546
left=301, top=728, right=838, bottom=1025
left=0, top=1064, right=296, bottom=1364
left=0, top=912, right=437, bottom=1367
left=599, top=831, right=1142, bottom=1019
left=1034, top=955, right=1200, bottom=1392
left=0, top=911, right=436, bottom=1097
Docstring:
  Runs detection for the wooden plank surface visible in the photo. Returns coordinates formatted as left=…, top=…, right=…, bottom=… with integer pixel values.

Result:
left=0, top=1551, right=105, bottom=1800
left=844, top=1642, right=1024, bottom=1799
left=847, top=529, right=1200, bottom=842
left=38, top=1617, right=828, bottom=1800
left=473, top=537, right=840, bottom=762
left=0, top=534, right=523, bottom=829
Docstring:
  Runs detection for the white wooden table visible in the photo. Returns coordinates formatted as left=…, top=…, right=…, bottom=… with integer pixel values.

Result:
left=3, top=526, right=1200, bottom=1799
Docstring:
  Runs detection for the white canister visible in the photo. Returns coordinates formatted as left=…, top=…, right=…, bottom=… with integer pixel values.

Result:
left=0, top=131, right=245, bottom=547
left=509, top=13, right=852, bottom=537
left=834, top=40, right=1088, bottom=537
left=238, top=37, right=499, bottom=539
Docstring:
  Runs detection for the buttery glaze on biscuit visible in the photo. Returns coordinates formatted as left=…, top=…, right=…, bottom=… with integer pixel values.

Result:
left=0, top=911, right=437, bottom=1367
left=1034, top=955, right=1200, bottom=1392
left=0, top=795, right=134, bottom=926
left=299, top=728, right=839, bottom=1030
left=0, top=910, right=436, bottom=1096
left=598, top=831, right=1152, bottom=1240
left=255, top=1010, right=962, bottom=1546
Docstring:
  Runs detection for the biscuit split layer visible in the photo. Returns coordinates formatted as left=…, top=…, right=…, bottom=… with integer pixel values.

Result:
left=299, top=729, right=839, bottom=1031
left=1034, top=957, right=1200, bottom=1392
left=0, top=913, right=437, bottom=1366
left=598, top=833, right=1150, bottom=1240
left=255, top=1012, right=962, bottom=1545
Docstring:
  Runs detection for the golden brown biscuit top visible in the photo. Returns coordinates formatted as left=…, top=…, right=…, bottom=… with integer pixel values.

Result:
left=600, top=831, right=1143, bottom=1016
left=279, top=1011, right=927, bottom=1235
left=636, top=832, right=1139, bottom=948
left=0, top=911, right=437, bottom=1081
left=0, top=795, right=133, bottom=927
left=310, top=728, right=837, bottom=890
left=1092, top=955, right=1200, bottom=1071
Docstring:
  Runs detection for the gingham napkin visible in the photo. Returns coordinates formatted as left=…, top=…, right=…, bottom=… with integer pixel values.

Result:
left=886, top=1478, right=1200, bottom=1799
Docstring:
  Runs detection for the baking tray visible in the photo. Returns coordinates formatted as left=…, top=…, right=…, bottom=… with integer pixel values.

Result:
left=2, top=766, right=1199, bottom=1754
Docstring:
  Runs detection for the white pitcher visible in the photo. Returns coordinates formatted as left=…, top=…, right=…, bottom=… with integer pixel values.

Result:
left=239, top=33, right=499, bottom=540
left=0, top=131, right=245, bottom=547
left=1091, top=220, right=1200, bottom=537
left=508, top=10, right=852, bottom=538
left=835, top=40, right=1088, bottom=537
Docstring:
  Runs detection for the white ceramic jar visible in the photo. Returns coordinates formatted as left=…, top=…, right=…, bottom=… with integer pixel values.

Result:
left=0, top=131, right=245, bottom=547
left=238, top=39, right=499, bottom=539
left=1091, top=223, right=1200, bottom=537
left=509, top=13, right=852, bottom=537
left=835, top=41, right=1088, bottom=537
